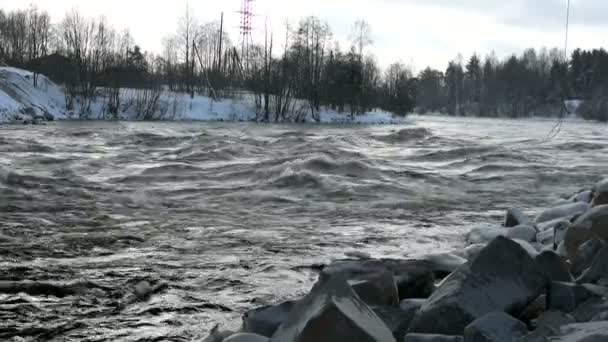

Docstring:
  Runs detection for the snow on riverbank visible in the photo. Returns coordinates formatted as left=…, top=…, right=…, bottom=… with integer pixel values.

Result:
left=0, top=66, right=404, bottom=124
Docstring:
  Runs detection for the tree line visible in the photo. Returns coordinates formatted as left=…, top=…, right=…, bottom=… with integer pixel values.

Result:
left=1, top=6, right=607, bottom=121
left=417, top=48, right=608, bottom=121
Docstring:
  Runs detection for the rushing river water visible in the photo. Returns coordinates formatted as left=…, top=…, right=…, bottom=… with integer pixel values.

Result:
left=1, top=116, right=607, bottom=341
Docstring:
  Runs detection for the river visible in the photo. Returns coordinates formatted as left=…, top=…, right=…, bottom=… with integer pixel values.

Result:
left=1, top=115, right=607, bottom=341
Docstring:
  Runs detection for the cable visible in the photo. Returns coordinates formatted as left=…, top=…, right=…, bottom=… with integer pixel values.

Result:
left=545, top=0, right=571, bottom=141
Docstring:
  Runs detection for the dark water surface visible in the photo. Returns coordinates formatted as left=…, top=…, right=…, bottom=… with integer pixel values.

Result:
left=1, top=116, right=607, bottom=341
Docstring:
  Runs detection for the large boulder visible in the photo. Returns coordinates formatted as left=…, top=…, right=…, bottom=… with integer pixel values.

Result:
left=577, top=246, right=608, bottom=284
left=505, top=208, right=530, bottom=228
left=564, top=225, right=595, bottom=260
left=404, top=334, right=463, bottom=342
left=270, top=276, right=396, bottom=342
left=592, top=179, right=608, bottom=207
left=408, top=237, right=546, bottom=335
left=535, top=202, right=589, bottom=224
left=553, top=322, right=608, bottom=341
left=348, top=270, right=399, bottom=307
left=373, top=306, right=416, bottom=341
left=547, top=282, right=606, bottom=312
left=242, top=301, right=297, bottom=337
left=320, top=259, right=435, bottom=300
left=506, top=225, right=537, bottom=243
left=572, top=205, right=608, bottom=243
left=224, top=333, right=269, bottom=342
left=571, top=239, right=605, bottom=276
left=464, top=312, right=528, bottom=342
left=534, top=250, right=573, bottom=282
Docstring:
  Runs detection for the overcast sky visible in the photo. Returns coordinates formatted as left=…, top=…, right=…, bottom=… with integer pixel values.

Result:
left=3, top=0, right=606, bottom=71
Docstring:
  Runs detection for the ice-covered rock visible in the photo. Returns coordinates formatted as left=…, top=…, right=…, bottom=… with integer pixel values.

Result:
left=270, top=276, right=396, bottom=342
left=553, top=322, right=608, bottom=341
left=421, top=253, right=467, bottom=277
left=242, top=301, right=296, bottom=337
left=465, top=224, right=505, bottom=245
left=400, top=298, right=426, bottom=313
left=463, top=312, right=528, bottom=342
left=535, top=250, right=573, bottom=282
left=408, top=237, right=546, bottom=335
left=320, top=259, right=435, bottom=300
left=535, top=202, right=589, bottom=224
left=404, top=334, right=463, bottom=342
left=570, top=190, right=594, bottom=204
left=505, top=208, right=530, bottom=228
left=224, top=333, right=269, bottom=342
left=506, top=225, right=537, bottom=242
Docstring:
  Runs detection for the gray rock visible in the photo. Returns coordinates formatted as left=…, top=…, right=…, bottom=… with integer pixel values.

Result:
left=457, top=244, right=486, bottom=261
left=591, top=311, right=608, bottom=322
left=507, top=225, right=537, bottom=243
left=464, top=312, right=528, bottom=342
left=534, top=310, right=576, bottom=336
left=547, top=282, right=606, bottom=313
left=505, top=208, right=530, bottom=228
left=465, top=224, right=505, bottom=245
left=519, top=295, right=547, bottom=323
left=572, top=205, right=608, bottom=243
left=320, top=259, right=435, bottom=300
left=577, top=246, right=608, bottom=284
left=538, top=218, right=571, bottom=232
left=552, top=322, right=608, bottom=341
left=242, top=301, right=296, bottom=337
left=224, top=333, right=269, bottom=342
left=400, top=298, right=426, bottom=314
left=571, top=239, right=605, bottom=276
left=422, top=253, right=468, bottom=277
left=512, top=239, right=541, bottom=257
left=564, top=225, right=594, bottom=260
left=572, top=297, right=608, bottom=322
left=571, top=190, right=594, bottom=204
left=537, top=228, right=555, bottom=246
left=348, top=270, right=399, bottom=307
left=404, top=334, right=464, bottom=342
left=408, top=237, right=546, bottom=335
left=373, top=306, right=415, bottom=341
left=270, top=276, right=396, bottom=342
left=535, top=202, right=589, bottom=224
left=592, top=179, right=608, bottom=207
left=554, top=221, right=570, bottom=246
left=535, top=250, right=573, bottom=282
left=202, top=324, right=234, bottom=342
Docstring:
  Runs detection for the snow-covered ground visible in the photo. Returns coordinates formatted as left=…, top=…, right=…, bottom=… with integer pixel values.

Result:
left=0, top=66, right=404, bottom=124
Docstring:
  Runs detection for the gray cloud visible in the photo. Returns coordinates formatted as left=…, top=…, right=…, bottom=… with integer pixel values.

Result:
left=399, top=0, right=608, bottom=29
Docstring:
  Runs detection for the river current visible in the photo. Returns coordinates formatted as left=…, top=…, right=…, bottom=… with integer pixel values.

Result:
left=1, top=115, right=607, bottom=341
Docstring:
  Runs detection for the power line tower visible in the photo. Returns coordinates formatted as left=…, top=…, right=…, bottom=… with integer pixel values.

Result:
left=238, top=0, right=255, bottom=71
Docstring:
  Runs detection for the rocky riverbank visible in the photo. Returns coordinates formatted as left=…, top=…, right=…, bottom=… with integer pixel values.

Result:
left=203, top=179, right=608, bottom=342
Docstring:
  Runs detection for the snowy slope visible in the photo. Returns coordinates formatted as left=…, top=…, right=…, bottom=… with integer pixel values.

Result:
left=0, top=66, right=403, bottom=124
left=0, top=67, right=67, bottom=122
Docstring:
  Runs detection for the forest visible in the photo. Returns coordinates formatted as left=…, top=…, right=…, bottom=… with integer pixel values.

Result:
left=1, top=5, right=607, bottom=121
